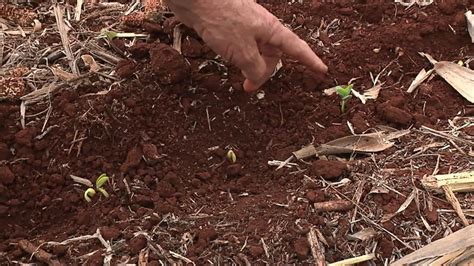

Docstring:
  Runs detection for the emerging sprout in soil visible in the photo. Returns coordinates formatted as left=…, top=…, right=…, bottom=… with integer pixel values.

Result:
left=84, top=173, right=110, bottom=202
left=335, top=84, right=353, bottom=113
left=226, top=149, right=237, bottom=164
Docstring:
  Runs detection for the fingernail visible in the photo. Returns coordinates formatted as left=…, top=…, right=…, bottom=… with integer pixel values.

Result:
left=243, top=80, right=259, bottom=92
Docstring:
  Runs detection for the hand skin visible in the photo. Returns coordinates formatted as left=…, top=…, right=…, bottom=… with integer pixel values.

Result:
left=164, top=0, right=328, bottom=92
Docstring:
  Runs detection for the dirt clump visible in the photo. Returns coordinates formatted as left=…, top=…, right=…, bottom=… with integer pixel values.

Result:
left=128, top=235, right=148, bottom=254
left=100, top=226, right=122, bottom=241
left=116, top=59, right=137, bottom=78
left=149, top=43, right=190, bottom=84
left=14, top=127, right=36, bottom=147
left=311, top=160, right=348, bottom=181
left=0, top=166, right=15, bottom=185
left=293, top=238, right=310, bottom=259
left=120, top=147, right=143, bottom=173
left=378, top=104, right=413, bottom=127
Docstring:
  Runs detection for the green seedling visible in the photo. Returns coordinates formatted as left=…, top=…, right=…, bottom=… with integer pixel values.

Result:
left=335, top=84, right=353, bottom=113
left=226, top=149, right=237, bottom=164
left=84, top=173, right=110, bottom=202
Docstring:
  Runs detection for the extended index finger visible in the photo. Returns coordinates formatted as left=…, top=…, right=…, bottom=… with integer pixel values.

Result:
left=268, top=23, right=328, bottom=75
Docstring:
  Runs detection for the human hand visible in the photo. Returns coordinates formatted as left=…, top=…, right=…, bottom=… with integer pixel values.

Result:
left=165, top=0, right=328, bottom=92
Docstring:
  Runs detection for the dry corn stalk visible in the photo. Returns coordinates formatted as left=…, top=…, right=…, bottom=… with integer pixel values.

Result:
left=392, top=225, right=474, bottom=265
left=422, top=171, right=474, bottom=193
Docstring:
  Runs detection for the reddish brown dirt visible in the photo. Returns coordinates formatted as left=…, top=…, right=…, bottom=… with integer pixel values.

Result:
left=1, top=1, right=473, bottom=265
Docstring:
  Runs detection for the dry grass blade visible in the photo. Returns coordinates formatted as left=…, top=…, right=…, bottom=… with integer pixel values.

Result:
left=327, top=254, right=375, bottom=266
left=442, top=186, right=470, bottom=226
left=172, top=25, right=183, bottom=54
left=466, top=10, right=474, bottom=43
left=53, top=4, right=79, bottom=75
left=407, top=68, right=434, bottom=93
left=75, top=0, right=84, bottom=22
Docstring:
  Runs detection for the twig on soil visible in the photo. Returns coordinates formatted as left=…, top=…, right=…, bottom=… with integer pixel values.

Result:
left=18, top=240, right=61, bottom=266
left=419, top=126, right=474, bottom=146
left=123, top=177, right=132, bottom=195
left=138, top=248, right=149, bottom=266
left=313, top=200, right=354, bottom=212
left=206, top=106, right=212, bottom=131
left=260, top=238, right=270, bottom=259
left=169, top=251, right=194, bottom=265
left=75, top=0, right=84, bottom=22
left=0, top=33, right=4, bottom=67
left=307, top=227, right=325, bottom=265
left=350, top=180, right=366, bottom=230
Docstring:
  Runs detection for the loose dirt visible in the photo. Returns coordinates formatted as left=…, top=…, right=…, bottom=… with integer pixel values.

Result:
left=0, top=0, right=473, bottom=265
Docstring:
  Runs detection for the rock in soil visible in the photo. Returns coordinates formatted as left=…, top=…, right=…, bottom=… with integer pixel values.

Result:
left=311, top=160, right=348, bottom=181
left=149, top=43, right=190, bottom=84
left=0, top=166, right=15, bottom=185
